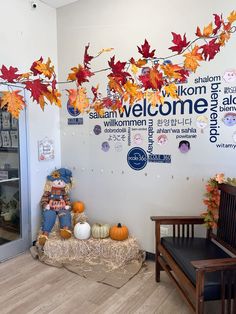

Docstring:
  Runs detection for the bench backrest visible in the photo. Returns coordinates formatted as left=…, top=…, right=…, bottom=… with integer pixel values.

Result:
left=211, top=184, right=236, bottom=255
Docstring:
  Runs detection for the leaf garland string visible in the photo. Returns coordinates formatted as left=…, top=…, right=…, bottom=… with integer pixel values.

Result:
left=0, top=11, right=236, bottom=118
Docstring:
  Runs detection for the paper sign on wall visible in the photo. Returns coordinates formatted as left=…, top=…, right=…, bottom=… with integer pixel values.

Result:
left=38, top=138, right=55, bottom=161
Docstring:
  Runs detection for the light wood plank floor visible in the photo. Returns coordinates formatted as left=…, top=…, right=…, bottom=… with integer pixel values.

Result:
left=0, top=252, right=218, bottom=314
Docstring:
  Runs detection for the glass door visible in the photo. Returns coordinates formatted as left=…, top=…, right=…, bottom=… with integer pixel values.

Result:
left=0, top=106, right=30, bottom=261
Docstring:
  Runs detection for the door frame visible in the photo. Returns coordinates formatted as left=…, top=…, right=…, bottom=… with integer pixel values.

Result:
left=0, top=105, right=30, bottom=262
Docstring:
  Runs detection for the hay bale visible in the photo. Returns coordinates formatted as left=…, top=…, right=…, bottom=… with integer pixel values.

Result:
left=39, top=235, right=142, bottom=269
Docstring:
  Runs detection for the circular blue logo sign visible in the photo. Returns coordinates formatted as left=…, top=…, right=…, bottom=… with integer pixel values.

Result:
left=127, top=147, right=147, bottom=171
left=67, top=100, right=80, bottom=117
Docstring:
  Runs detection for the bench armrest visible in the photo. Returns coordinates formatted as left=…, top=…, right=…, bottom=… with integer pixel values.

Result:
left=192, top=258, right=236, bottom=272
left=151, top=216, right=204, bottom=225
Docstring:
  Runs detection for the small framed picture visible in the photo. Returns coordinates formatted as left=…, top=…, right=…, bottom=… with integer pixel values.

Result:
left=1, top=131, right=11, bottom=147
left=38, top=138, right=55, bottom=161
left=10, top=130, right=18, bottom=148
left=11, top=117, right=18, bottom=130
left=2, top=112, right=11, bottom=130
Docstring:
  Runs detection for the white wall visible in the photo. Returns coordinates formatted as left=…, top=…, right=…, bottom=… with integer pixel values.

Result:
left=57, top=0, right=236, bottom=252
left=0, top=0, right=61, bottom=241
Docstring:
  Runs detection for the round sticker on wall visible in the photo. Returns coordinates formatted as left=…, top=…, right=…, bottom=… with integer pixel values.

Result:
left=93, top=125, right=102, bottom=135
left=178, top=140, right=190, bottom=153
left=133, top=133, right=143, bottom=145
left=157, top=134, right=168, bottom=145
left=101, top=141, right=110, bottom=152
left=222, top=113, right=236, bottom=127
left=127, top=147, right=147, bottom=170
left=67, top=100, right=80, bottom=116
left=196, top=116, right=208, bottom=133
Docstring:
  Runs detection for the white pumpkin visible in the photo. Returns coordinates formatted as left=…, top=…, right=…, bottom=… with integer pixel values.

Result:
left=74, top=222, right=91, bottom=240
left=92, top=223, right=110, bottom=239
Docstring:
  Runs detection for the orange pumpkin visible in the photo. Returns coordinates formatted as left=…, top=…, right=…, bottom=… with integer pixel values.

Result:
left=72, top=201, right=85, bottom=213
left=109, top=223, right=129, bottom=241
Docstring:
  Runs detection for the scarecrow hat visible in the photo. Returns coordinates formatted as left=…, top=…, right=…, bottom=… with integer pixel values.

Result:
left=47, top=168, right=72, bottom=184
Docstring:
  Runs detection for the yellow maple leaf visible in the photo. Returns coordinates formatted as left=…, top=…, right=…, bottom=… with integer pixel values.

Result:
left=123, top=81, right=143, bottom=104
left=147, top=91, right=164, bottom=107
left=35, top=57, right=55, bottom=79
left=203, top=22, right=213, bottom=37
left=196, top=22, right=213, bottom=37
left=67, top=88, right=89, bottom=113
left=183, top=45, right=203, bottom=72
left=67, top=66, right=78, bottom=81
left=0, top=90, right=26, bottom=118
left=164, top=83, right=179, bottom=99
left=227, top=10, right=236, bottom=24
left=108, top=77, right=124, bottom=95
left=45, top=89, right=62, bottom=107
left=219, top=31, right=231, bottom=46
left=131, top=64, right=139, bottom=75
left=19, top=72, right=31, bottom=80
left=98, top=48, right=114, bottom=55
left=160, top=63, right=182, bottom=80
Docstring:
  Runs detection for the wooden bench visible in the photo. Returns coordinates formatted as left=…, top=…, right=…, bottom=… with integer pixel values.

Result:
left=151, top=183, right=236, bottom=314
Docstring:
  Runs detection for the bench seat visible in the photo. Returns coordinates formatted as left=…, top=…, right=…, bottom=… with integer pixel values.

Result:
left=162, top=237, right=231, bottom=300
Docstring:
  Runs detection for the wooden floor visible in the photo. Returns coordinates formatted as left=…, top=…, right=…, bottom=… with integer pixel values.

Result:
left=0, top=252, right=208, bottom=314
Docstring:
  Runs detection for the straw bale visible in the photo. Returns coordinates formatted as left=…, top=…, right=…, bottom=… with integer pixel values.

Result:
left=39, top=235, right=141, bottom=269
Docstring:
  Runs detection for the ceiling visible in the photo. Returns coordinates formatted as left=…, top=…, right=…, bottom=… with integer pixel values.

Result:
left=40, top=0, right=78, bottom=8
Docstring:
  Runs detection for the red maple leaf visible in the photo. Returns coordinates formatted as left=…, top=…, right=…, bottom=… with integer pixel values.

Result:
left=24, top=79, right=49, bottom=102
left=52, top=79, right=57, bottom=91
left=176, top=69, right=190, bottom=83
left=213, top=14, right=223, bottom=34
left=138, top=74, right=152, bottom=90
left=169, top=32, right=190, bottom=54
left=200, top=38, right=221, bottom=61
left=91, top=85, right=99, bottom=102
left=84, top=43, right=94, bottom=69
left=108, top=56, right=131, bottom=85
left=139, top=66, right=164, bottom=90
left=76, top=66, right=93, bottom=85
left=30, top=57, right=43, bottom=76
left=102, top=97, right=113, bottom=108
left=137, top=39, right=155, bottom=58
left=0, top=65, right=21, bottom=82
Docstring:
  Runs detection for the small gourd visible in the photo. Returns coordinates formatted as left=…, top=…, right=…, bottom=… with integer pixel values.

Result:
left=72, top=201, right=85, bottom=213
left=109, top=223, right=129, bottom=241
left=92, top=223, right=110, bottom=239
left=74, top=221, right=91, bottom=240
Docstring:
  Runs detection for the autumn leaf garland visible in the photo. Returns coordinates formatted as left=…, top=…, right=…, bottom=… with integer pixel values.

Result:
left=0, top=11, right=236, bottom=118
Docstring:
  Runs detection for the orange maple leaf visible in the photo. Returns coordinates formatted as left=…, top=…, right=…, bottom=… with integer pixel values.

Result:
left=164, top=83, right=179, bottom=99
left=196, top=22, right=213, bottom=37
left=160, top=63, right=182, bottom=80
left=218, top=31, right=231, bottom=46
left=67, top=88, right=89, bottom=113
left=130, top=58, right=147, bottom=75
left=149, top=67, right=164, bottom=90
left=183, top=45, right=203, bottom=72
left=108, top=77, right=124, bottom=95
left=123, top=81, right=143, bottom=104
left=45, top=89, right=62, bottom=107
left=35, top=57, right=55, bottom=79
left=227, top=10, right=236, bottom=24
left=19, top=72, right=31, bottom=80
left=0, top=90, right=26, bottom=118
left=146, top=91, right=164, bottom=107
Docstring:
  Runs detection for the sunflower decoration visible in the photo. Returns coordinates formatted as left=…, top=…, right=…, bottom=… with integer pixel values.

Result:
left=51, top=171, right=60, bottom=179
